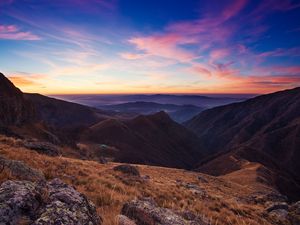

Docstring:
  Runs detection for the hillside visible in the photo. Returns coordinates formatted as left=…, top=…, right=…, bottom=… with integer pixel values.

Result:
left=0, top=73, right=206, bottom=167
left=185, top=87, right=300, bottom=200
left=80, top=111, right=204, bottom=169
left=1, top=135, right=298, bottom=225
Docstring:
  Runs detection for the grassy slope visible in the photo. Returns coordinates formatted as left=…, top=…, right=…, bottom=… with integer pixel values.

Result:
left=0, top=135, right=281, bottom=225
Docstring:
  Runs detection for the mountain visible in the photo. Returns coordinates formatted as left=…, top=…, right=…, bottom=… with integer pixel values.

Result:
left=0, top=73, right=35, bottom=126
left=99, top=101, right=204, bottom=123
left=80, top=111, right=204, bottom=169
left=52, top=93, right=246, bottom=108
left=0, top=73, right=113, bottom=144
left=185, top=87, right=300, bottom=200
left=24, top=93, right=110, bottom=128
left=0, top=73, right=205, bottom=167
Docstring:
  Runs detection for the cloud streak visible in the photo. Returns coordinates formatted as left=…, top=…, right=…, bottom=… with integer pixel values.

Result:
left=0, top=25, right=40, bottom=40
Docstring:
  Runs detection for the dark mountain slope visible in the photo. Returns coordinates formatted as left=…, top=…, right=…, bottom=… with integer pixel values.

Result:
left=24, top=93, right=109, bottom=127
left=185, top=87, right=300, bottom=180
left=0, top=73, right=35, bottom=126
left=81, top=111, right=204, bottom=169
left=0, top=73, right=113, bottom=144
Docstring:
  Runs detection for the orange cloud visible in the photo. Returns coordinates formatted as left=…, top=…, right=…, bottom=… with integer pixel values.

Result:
left=8, top=73, right=46, bottom=89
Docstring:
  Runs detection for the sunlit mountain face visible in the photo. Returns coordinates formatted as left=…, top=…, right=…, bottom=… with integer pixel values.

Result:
left=0, top=0, right=300, bottom=95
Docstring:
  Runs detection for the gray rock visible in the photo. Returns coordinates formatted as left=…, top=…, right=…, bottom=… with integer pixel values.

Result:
left=269, top=209, right=288, bottom=221
left=0, top=179, right=102, bottom=225
left=121, top=199, right=207, bottom=225
left=289, top=201, right=300, bottom=225
left=24, top=141, right=60, bottom=156
left=117, top=215, right=137, bottom=225
left=113, top=164, right=140, bottom=176
left=185, top=183, right=206, bottom=196
left=266, top=202, right=289, bottom=212
left=0, top=157, right=45, bottom=181
left=0, top=180, right=44, bottom=224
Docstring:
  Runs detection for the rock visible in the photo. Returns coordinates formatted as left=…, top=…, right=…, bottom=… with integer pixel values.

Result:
left=180, top=182, right=207, bottom=197
left=269, top=209, right=288, bottom=221
left=245, top=191, right=288, bottom=204
left=24, top=141, right=60, bottom=156
left=266, top=202, right=289, bottom=212
left=0, top=180, right=44, bottom=224
left=289, top=201, right=300, bottom=225
left=98, top=156, right=108, bottom=164
left=0, top=157, right=45, bottom=181
left=117, top=215, right=137, bottom=225
left=121, top=199, right=207, bottom=225
left=0, top=179, right=102, bottom=225
left=197, top=176, right=208, bottom=183
left=34, top=178, right=101, bottom=225
left=113, top=164, right=140, bottom=176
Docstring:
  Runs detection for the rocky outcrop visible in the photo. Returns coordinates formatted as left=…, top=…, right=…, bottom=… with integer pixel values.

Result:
left=0, top=179, right=102, bottom=225
left=117, top=215, right=137, bottom=225
left=24, top=141, right=60, bottom=156
left=121, top=199, right=207, bottom=225
left=114, top=164, right=140, bottom=176
left=0, top=157, right=45, bottom=181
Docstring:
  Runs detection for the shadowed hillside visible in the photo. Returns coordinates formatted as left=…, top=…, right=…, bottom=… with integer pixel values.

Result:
left=185, top=87, right=300, bottom=200
left=81, top=111, right=204, bottom=169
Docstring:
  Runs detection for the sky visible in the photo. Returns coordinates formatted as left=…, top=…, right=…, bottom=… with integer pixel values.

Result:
left=0, top=0, right=300, bottom=94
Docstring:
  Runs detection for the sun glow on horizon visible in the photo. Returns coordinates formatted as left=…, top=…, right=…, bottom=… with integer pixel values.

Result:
left=1, top=0, right=300, bottom=94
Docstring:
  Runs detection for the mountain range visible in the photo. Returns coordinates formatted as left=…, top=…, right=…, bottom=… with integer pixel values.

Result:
left=1, top=71, right=300, bottom=202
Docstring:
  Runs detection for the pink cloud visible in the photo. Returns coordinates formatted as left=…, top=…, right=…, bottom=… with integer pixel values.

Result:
left=0, top=24, right=40, bottom=40
left=221, top=0, right=248, bottom=20
left=210, top=48, right=231, bottom=61
left=127, top=0, right=249, bottom=65
left=129, top=34, right=197, bottom=62
left=189, top=64, right=212, bottom=77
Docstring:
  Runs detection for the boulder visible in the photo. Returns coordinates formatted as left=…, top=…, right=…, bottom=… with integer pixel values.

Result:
left=0, top=157, right=45, bottom=181
left=24, top=141, right=60, bottom=156
left=121, top=199, right=207, bottom=225
left=0, top=179, right=102, bottom=225
left=266, top=202, right=289, bottom=212
left=0, top=180, right=43, bottom=224
left=113, top=164, right=140, bottom=176
left=289, top=201, right=300, bottom=225
left=117, top=215, right=137, bottom=225
left=269, top=209, right=289, bottom=222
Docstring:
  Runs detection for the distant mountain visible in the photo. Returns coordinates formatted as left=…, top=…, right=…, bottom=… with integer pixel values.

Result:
left=52, top=93, right=246, bottom=108
left=80, top=111, right=204, bottom=169
left=99, top=101, right=204, bottom=123
left=185, top=87, right=300, bottom=199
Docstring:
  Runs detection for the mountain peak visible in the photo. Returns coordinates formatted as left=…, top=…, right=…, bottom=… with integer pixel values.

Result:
left=0, top=73, right=35, bottom=126
left=148, top=111, right=172, bottom=121
left=0, top=72, right=23, bottom=97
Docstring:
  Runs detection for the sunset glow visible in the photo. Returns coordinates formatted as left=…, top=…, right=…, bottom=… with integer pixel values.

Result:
left=1, top=0, right=300, bottom=94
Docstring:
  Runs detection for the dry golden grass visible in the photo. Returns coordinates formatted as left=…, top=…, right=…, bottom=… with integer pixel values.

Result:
left=0, top=136, right=277, bottom=225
